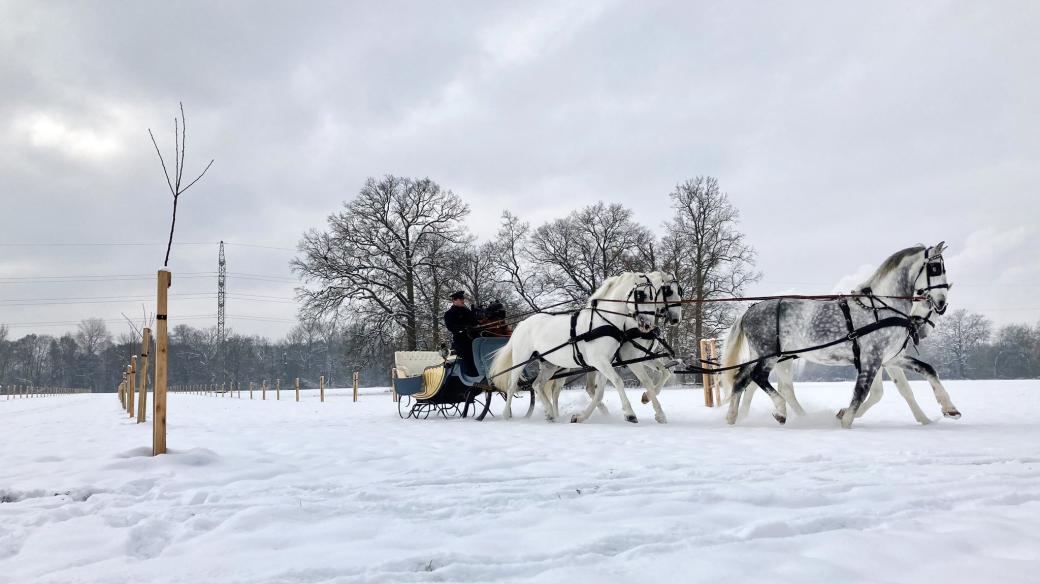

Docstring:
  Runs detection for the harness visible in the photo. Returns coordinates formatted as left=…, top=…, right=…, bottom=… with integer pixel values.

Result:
left=568, top=302, right=626, bottom=368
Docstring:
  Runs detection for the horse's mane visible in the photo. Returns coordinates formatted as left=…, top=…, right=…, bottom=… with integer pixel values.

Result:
left=858, top=245, right=925, bottom=289
left=590, top=272, right=637, bottom=301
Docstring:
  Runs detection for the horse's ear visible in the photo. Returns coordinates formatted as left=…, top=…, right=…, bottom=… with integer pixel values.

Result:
left=935, top=241, right=947, bottom=254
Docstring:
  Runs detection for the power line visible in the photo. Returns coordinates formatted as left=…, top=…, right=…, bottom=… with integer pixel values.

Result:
left=0, top=241, right=296, bottom=251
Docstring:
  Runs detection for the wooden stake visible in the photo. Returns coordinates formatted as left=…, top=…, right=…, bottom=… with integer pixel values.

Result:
left=710, top=339, right=721, bottom=407
left=701, top=339, right=714, bottom=407
left=295, top=378, right=300, bottom=402
left=249, top=382, right=254, bottom=400
left=276, top=379, right=280, bottom=401
left=153, top=269, right=171, bottom=456
left=262, top=380, right=267, bottom=400
left=352, top=372, right=359, bottom=403
left=137, top=328, right=151, bottom=423
left=127, top=360, right=136, bottom=417
left=319, top=375, right=325, bottom=403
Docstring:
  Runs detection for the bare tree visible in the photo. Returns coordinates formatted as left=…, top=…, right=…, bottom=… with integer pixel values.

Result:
left=527, top=202, right=653, bottom=302
left=293, top=175, right=470, bottom=350
left=932, top=309, right=992, bottom=378
left=75, top=318, right=112, bottom=356
left=490, top=211, right=555, bottom=310
left=662, top=177, right=759, bottom=359
left=149, top=103, right=214, bottom=266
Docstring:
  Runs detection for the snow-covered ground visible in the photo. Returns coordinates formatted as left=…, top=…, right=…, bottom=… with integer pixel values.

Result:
left=1, top=380, right=1038, bottom=584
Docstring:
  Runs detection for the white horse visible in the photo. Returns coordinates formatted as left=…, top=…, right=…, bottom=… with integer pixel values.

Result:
left=545, top=271, right=684, bottom=423
left=489, top=272, right=656, bottom=423
left=719, top=243, right=951, bottom=428
left=738, top=296, right=961, bottom=424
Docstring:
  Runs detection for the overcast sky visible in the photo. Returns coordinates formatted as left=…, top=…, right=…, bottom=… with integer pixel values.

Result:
left=1, top=1, right=1038, bottom=340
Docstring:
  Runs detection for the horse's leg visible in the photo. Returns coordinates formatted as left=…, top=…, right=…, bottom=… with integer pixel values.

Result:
left=584, top=373, right=610, bottom=416
left=892, top=355, right=961, bottom=419
left=842, top=368, right=885, bottom=419
left=774, top=359, right=806, bottom=416
left=750, top=360, right=788, bottom=425
left=886, top=366, right=932, bottom=425
left=632, top=362, right=667, bottom=423
left=570, top=367, right=610, bottom=423
left=532, top=365, right=560, bottom=422
left=584, top=357, right=638, bottom=423
left=839, top=359, right=882, bottom=429
left=738, top=382, right=758, bottom=420
left=726, top=364, right=757, bottom=425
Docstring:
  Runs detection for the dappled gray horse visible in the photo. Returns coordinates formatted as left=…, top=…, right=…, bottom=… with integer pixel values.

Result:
left=720, top=243, right=950, bottom=428
left=742, top=281, right=961, bottom=424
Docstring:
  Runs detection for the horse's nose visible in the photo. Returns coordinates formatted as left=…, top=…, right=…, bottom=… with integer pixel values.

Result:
left=670, top=317, right=680, bottom=325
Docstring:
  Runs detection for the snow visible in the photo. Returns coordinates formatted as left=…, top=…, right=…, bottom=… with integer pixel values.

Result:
left=2, top=381, right=1039, bottom=584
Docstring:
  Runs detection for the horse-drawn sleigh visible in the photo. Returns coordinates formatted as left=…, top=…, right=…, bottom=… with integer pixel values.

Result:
left=393, top=241, right=959, bottom=429
left=392, top=337, right=537, bottom=420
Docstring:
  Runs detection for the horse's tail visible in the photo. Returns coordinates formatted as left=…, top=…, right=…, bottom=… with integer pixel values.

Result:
left=719, top=310, right=749, bottom=402
left=488, top=340, right=515, bottom=391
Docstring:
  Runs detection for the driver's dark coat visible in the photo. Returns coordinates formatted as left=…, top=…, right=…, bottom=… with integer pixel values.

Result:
left=443, top=304, right=479, bottom=348
left=444, top=304, right=479, bottom=375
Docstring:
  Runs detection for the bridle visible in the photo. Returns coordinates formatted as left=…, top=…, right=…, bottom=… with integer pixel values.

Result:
left=654, top=278, right=684, bottom=322
left=913, top=246, right=950, bottom=316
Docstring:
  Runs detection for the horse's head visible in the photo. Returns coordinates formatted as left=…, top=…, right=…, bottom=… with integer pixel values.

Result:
left=648, top=271, right=684, bottom=326
left=915, top=241, right=950, bottom=315
left=627, top=275, right=658, bottom=333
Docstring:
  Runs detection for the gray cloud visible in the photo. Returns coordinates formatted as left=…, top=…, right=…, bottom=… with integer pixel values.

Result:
left=2, top=1, right=1037, bottom=339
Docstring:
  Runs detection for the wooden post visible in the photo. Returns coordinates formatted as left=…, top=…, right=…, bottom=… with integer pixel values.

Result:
left=153, top=269, right=171, bottom=456
left=276, top=379, right=280, bottom=401
left=237, top=382, right=241, bottom=398
left=262, top=380, right=267, bottom=400
left=137, top=328, right=151, bottom=423
left=295, top=378, right=300, bottom=402
left=352, top=372, right=359, bottom=403
left=319, top=375, right=325, bottom=403
left=222, top=382, right=226, bottom=397
left=249, top=382, right=254, bottom=400
left=710, top=339, right=721, bottom=407
left=700, top=339, right=714, bottom=407
left=127, top=360, right=136, bottom=417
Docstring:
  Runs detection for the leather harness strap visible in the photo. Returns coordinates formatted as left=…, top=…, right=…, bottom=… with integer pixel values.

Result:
left=838, top=298, right=862, bottom=371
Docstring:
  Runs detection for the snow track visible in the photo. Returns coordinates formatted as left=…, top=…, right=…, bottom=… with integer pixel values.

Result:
left=2, top=382, right=1039, bottom=583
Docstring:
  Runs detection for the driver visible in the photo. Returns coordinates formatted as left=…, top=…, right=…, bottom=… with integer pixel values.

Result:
left=443, top=290, right=479, bottom=376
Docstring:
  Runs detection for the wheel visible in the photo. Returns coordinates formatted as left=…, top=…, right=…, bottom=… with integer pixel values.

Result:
left=397, top=395, right=414, bottom=418
left=473, top=388, right=536, bottom=421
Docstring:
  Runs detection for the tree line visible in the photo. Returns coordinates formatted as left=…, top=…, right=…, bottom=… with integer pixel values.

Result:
left=3, top=174, right=1036, bottom=391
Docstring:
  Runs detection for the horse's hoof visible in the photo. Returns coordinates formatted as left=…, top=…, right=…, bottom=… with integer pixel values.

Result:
left=840, top=415, right=855, bottom=429
left=725, top=414, right=737, bottom=425
left=625, top=414, right=638, bottom=424
left=655, top=413, right=667, bottom=424
left=570, top=414, right=581, bottom=423
left=836, top=408, right=847, bottom=419
left=773, top=413, right=786, bottom=425
left=944, top=410, right=962, bottom=419
left=916, top=417, right=932, bottom=425
left=640, top=392, right=650, bottom=404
